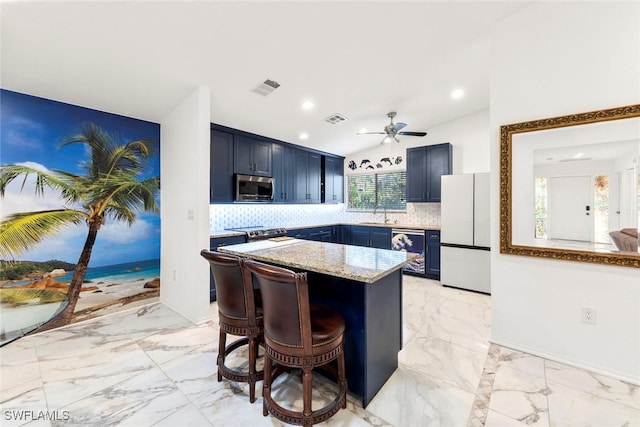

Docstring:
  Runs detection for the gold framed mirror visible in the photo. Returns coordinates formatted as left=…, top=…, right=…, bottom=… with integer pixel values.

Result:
left=500, top=104, right=640, bottom=268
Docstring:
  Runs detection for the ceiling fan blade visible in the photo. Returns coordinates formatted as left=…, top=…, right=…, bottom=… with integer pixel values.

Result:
left=358, top=131, right=386, bottom=135
left=398, top=131, right=427, bottom=137
left=393, top=122, right=407, bottom=131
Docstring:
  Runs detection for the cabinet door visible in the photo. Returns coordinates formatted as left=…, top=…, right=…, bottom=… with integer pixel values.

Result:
left=233, top=136, right=255, bottom=175
left=233, top=136, right=272, bottom=177
left=272, top=144, right=295, bottom=203
left=252, top=140, right=272, bottom=176
left=323, top=156, right=344, bottom=203
left=351, top=226, right=370, bottom=247
left=333, top=157, right=344, bottom=203
left=294, top=150, right=310, bottom=203
left=210, top=130, right=234, bottom=203
left=370, top=227, right=391, bottom=249
left=406, top=146, right=426, bottom=202
left=426, top=230, right=441, bottom=278
left=307, top=153, right=321, bottom=203
left=426, top=144, right=452, bottom=202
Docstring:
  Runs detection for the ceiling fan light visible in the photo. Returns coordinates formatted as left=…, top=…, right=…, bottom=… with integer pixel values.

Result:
left=382, top=136, right=391, bottom=143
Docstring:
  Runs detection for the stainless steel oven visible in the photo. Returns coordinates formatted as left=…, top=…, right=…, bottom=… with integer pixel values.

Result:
left=235, top=174, right=274, bottom=202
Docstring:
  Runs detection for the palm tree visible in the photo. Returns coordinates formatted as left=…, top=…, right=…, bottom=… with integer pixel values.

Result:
left=0, top=123, right=159, bottom=330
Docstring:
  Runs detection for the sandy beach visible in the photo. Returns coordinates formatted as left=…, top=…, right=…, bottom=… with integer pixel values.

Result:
left=0, top=275, right=160, bottom=343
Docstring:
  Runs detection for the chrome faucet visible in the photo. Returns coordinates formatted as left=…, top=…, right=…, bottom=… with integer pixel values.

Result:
left=373, top=205, right=389, bottom=224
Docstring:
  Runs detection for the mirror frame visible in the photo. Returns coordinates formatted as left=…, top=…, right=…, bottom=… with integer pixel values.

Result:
left=500, top=103, right=640, bottom=268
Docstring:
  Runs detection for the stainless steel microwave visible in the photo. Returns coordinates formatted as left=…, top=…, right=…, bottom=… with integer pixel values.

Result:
left=235, top=174, right=274, bottom=202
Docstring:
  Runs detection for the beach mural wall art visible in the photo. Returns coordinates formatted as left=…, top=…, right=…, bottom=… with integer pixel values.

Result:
left=0, top=89, right=161, bottom=344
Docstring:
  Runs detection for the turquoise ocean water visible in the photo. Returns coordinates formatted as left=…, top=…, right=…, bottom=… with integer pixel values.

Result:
left=5, top=259, right=160, bottom=287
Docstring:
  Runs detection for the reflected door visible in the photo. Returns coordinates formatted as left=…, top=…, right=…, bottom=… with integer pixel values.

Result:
left=548, top=176, right=592, bottom=241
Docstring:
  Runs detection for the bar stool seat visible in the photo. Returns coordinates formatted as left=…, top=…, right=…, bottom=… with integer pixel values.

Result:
left=200, top=250, right=264, bottom=403
left=243, top=259, right=347, bottom=426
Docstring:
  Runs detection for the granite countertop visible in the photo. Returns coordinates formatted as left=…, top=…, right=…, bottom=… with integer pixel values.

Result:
left=217, top=239, right=416, bottom=283
left=211, top=222, right=439, bottom=238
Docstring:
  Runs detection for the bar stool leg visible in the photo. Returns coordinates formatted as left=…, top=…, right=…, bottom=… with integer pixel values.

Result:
left=248, top=335, right=257, bottom=403
left=262, top=355, right=272, bottom=417
left=217, top=329, right=226, bottom=382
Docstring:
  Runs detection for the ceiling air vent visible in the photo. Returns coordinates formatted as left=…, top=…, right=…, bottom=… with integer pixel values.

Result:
left=252, top=79, right=281, bottom=96
left=325, top=113, right=348, bottom=124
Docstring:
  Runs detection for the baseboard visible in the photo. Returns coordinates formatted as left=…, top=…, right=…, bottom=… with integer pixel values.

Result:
left=489, top=336, right=640, bottom=386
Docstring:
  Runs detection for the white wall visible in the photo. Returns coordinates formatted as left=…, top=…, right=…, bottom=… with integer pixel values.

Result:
left=345, top=109, right=490, bottom=175
left=160, top=87, right=211, bottom=325
left=490, top=2, right=640, bottom=383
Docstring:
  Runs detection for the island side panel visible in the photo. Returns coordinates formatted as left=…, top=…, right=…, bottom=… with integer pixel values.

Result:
left=307, top=269, right=402, bottom=407
left=364, top=269, right=402, bottom=406
left=307, top=272, right=367, bottom=403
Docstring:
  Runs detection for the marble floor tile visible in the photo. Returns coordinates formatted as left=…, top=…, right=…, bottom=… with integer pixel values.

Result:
left=1, top=279, right=638, bottom=427
left=399, top=333, right=487, bottom=393
left=497, top=348, right=546, bottom=378
left=436, top=297, right=491, bottom=327
left=151, top=403, right=212, bottom=427
left=547, top=380, right=640, bottom=426
left=484, top=408, right=531, bottom=426
left=488, top=365, right=550, bottom=426
left=544, top=359, right=640, bottom=410
left=39, top=340, right=154, bottom=410
left=418, top=311, right=491, bottom=352
left=137, top=322, right=216, bottom=366
left=0, top=381, right=49, bottom=427
left=366, top=367, right=475, bottom=427
left=53, top=367, right=190, bottom=427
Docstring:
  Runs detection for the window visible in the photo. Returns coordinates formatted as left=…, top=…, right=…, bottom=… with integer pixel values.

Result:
left=347, top=171, right=406, bottom=211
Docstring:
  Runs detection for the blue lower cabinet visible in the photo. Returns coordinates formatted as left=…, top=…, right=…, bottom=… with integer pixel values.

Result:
left=425, top=231, right=440, bottom=279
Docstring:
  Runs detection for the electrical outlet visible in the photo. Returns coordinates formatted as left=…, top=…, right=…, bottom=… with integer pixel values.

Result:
left=581, top=307, right=597, bottom=325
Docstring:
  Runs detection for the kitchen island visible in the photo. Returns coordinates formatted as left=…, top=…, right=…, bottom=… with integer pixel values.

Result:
left=218, top=238, right=415, bottom=407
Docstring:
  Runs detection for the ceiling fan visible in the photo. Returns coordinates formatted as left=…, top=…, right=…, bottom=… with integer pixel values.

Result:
left=357, top=111, right=427, bottom=143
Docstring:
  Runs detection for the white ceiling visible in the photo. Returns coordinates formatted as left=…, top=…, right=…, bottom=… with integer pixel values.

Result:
left=1, top=1, right=533, bottom=157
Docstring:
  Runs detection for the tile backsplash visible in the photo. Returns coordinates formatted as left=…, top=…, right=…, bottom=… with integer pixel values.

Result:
left=210, top=203, right=440, bottom=232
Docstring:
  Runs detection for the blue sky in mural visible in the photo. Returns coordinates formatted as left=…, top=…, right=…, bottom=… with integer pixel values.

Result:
left=1, top=89, right=161, bottom=267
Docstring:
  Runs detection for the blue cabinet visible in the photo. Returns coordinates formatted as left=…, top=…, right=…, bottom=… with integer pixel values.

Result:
left=210, top=129, right=234, bottom=203
left=208, top=235, right=246, bottom=301
left=426, top=230, right=441, bottom=279
left=406, top=143, right=452, bottom=202
left=350, top=225, right=391, bottom=249
left=322, top=156, right=344, bottom=203
left=272, top=143, right=295, bottom=203
left=234, top=135, right=272, bottom=177
left=289, top=226, right=332, bottom=242
left=294, top=150, right=321, bottom=203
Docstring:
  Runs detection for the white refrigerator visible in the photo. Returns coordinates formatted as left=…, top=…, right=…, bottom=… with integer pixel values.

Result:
left=440, top=173, right=491, bottom=294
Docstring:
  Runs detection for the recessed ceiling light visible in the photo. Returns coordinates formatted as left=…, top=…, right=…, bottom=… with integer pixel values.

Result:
left=357, top=128, right=368, bottom=134
left=573, top=152, right=585, bottom=158
left=302, top=100, right=314, bottom=110
left=451, top=89, right=465, bottom=99
left=299, top=133, right=309, bottom=140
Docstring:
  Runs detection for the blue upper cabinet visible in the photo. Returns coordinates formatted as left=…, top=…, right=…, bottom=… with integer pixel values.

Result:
left=210, top=129, right=234, bottom=203
left=406, top=143, right=452, bottom=202
left=293, top=149, right=321, bottom=203
left=272, top=143, right=296, bottom=203
left=322, top=156, right=344, bottom=204
left=234, top=135, right=272, bottom=177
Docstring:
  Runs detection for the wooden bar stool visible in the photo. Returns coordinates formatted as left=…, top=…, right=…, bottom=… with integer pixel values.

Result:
left=200, top=250, right=264, bottom=403
left=243, top=259, right=347, bottom=426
